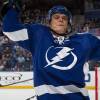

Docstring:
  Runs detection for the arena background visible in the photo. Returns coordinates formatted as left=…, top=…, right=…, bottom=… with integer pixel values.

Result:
left=0, top=0, right=100, bottom=100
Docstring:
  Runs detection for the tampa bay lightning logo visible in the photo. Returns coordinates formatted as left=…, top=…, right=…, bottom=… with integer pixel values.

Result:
left=44, top=46, right=77, bottom=70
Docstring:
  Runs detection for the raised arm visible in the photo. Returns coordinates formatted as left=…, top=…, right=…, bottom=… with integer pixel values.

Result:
left=3, top=8, right=28, bottom=41
left=1, top=1, right=32, bottom=52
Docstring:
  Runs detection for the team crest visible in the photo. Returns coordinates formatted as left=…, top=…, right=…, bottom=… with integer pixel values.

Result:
left=44, top=46, right=77, bottom=70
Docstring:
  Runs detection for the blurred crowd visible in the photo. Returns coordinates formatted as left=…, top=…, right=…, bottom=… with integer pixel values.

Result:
left=0, top=36, right=33, bottom=71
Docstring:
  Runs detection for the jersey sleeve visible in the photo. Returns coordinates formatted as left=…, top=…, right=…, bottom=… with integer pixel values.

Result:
left=88, top=34, right=100, bottom=61
left=2, top=8, right=35, bottom=52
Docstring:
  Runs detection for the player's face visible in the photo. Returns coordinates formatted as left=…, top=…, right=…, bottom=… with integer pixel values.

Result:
left=50, top=13, right=68, bottom=35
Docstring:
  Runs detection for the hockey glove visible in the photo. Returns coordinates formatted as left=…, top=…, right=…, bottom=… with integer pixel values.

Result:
left=0, top=0, right=22, bottom=20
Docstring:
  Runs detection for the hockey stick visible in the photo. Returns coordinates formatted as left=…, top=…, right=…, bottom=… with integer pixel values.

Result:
left=0, top=78, right=35, bottom=100
left=0, top=78, right=33, bottom=87
left=26, top=95, right=36, bottom=100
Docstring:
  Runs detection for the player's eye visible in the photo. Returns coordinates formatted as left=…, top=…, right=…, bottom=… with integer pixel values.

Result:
left=53, top=15, right=60, bottom=19
left=62, top=16, right=68, bottom=20
left=53, top=15, right=68, bottom=21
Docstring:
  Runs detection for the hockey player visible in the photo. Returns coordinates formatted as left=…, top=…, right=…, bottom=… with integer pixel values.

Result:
left=2, top=3, right=100, bottom=100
